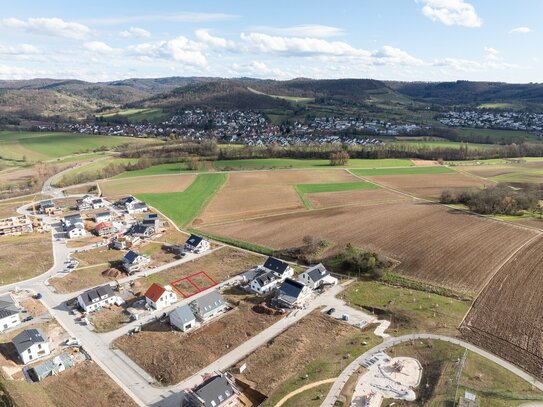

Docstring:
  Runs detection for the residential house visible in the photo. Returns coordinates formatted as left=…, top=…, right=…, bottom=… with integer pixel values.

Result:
left=0, top=215, right=33, bottom=236
left=12, top=328, right=50, bottom=364
left=66, top=224, right=86, bottom=239
left=94, top=211, right=112, bottom=223
left=94, top=221, right=117, bottom=237
left=0, top=294, right=20, bottom=332
left=261, top=257, right=294, bottom=280
left=62, top=214, right=84, bottom=229
left=298, top=264, right=337, bottom=290
left=77, top=284, right=122, bottom=312
left=185, top=234, right=210, bottom=253
left=275, top=278, right=312, bottom=309
left=111, top=235, right=140, bottom=250
left=128, top=223, right=155, bottom=238
left=145, top=283, right=177, bottom=310
left=37, top=200, right=56, bottom=215
left=170, top=304, right=196, bottom=332
left=91, top=198, right=105, bottom=209
left=77, top=195, right=104, bottom=211
left=182, top=373, right=239, bottom=407
left=29, top=353, right=73, bottom=382
left=122, top=250, right=150, bottom=274
left=142, top=213, right=161, bottom=232
left=249, top=272, right=279, bottom=295
left=190, top=291, right=228, bottom=322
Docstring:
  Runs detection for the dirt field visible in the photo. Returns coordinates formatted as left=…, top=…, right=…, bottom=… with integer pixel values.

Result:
left=133, top=247, right=263, bottom=295
left=19, top=298, right=48, bottom=317
left=364, top=173, right=489, bottom=200
left=232, top=312, right=378, bottom=402
left=198, top=169, right=357, bottom=224
left=306, top=188, right=408, bottom=209
left=411, top=159, right=440, bottom=166
left=0, top=234, right=53, bottom=284
left=200, top=202, right=537, bottom=295
left=114, top=295, right=282, bottom=385
left=2, top=361, right=137, bottom=407
left=461, top=234, right=543, bottom=380
left=456, top=164, right=517, bottom=178
left=48, top=264, right=120, bottom=293
left=99, top=174, right=196, bottom=198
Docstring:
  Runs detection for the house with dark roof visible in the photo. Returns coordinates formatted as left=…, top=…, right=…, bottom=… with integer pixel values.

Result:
left=183, top=373, right=239, bottom=407
left=145, top=283, right=177, bottom=310
left=261, top=257, right=294, bottom=280
left=0, top=293, right=20, bottom=332
left=170, top=304, right=196, bottom=332
left=62, top=214, right=84, bottom=230
left=94, top=211, right=112, bottom=224
left=190, top=291, right=228, bottom=322
left=127, top=223, right=155, bottom=238
left=299, top=263, right=337, bottom=290
left=275, top=278, right=312, bottom=309
left=142, top=213, right=161, bottom=232
left=66, top=224, right=86, bottom=239
left=12, top=328, right=50, bottom=364
left=37, top=200, right=57, bottom=214
left=77, top=284, right=122, bottom=312
left=185, top=234, right=210, bottom=253
left=249, top=272, right=279, bottom=295
left=122, top=250, right=150, bottom=274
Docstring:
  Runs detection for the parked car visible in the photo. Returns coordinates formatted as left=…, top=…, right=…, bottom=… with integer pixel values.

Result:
left=22, top=316, right=33, bottom=322
left=33, top=293, right=42, bottom=300
left=325, top=308, right=336, bottom=315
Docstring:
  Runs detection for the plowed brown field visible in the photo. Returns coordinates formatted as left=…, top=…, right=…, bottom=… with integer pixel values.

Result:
left=306, top=188, right=408, bottom=209
left=364, top=173, right=489, bottom=200
left=198, top=169, right=357, bottom=224
left=199, top=202, right=537, bottom=294
left=461, top=234, right=543, bottom=379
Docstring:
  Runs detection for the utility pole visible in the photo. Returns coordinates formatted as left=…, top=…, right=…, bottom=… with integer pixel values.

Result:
left=453, top=349, right=468, bottom=407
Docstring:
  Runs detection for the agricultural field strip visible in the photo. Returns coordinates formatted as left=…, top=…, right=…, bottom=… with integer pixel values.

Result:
left=459, top=231, right=543, bottom=328
left=294, top=180, right=379, bottom=209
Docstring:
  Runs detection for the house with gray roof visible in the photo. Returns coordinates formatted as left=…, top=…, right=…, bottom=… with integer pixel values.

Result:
left=190, top=291, right=228, bottom=322
left=122, top=250, right=150, bottom=274
left=261, top=257, right=294, bottom=280
left=249, top=272, right=279, bottom=295
left=170, top=304, right=196, bottom=332
left=185, top=234, right=210, bottom=253
left=12, top=328, right=50, bottom=364
left=77, top=284, right=122, bottom=312
left=275, top=278, right=312, bottom=309
left=0, top=293, right=20, bottom=332
left=183, top=373, right=239, bottom=407
left=299, top=263, right=337, bottom=290
left=29, top=353, right=73, bottom=382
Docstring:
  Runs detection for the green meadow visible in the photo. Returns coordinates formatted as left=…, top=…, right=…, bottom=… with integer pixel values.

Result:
left=295, top=180, right=379, bottom=209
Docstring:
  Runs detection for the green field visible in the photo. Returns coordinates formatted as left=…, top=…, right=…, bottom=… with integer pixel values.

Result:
left=392, top=140, right=495, bottom=150
left=213, top=158, right=413, bottom=170
left=351, top=166, right=456, bottom=176
left=295, top=181, right=379, bottom=209
left=0, top=131, right=150, bottom=162
left=97, top=108, right=168, bottom=123
left=114, top=162, right=207, bottom=178
left=247, top=87, right=314, bottom=103
left=136, top=173, right=227, bottom=227
left=455, top=128, right=538, bottom=143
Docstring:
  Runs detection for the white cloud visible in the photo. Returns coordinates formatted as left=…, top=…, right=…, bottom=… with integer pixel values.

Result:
left=128, top=36, right=207, bottom=67
left=195, top=29, right=236, bottom=49
left=484, top=46, right=499, bottom=61
left=0, top=17, right=91, bottom=40
left=86, top=12, right=237, bottom=25
left=240, top=32, right=370, bottom=57
left=120, top=27, right=151, bottom=38
left=229, top=61, right=293, bottom=79
left=509, top=26, right=531, bottom=34
left=371, top=46, right=424, bottom=65
left=249, top=24, right=344, bottom=38
left=419, top=0, right=482, bottom=28
left=0, top=64, right=44, bottom=79
left=0, top=44, right=40, bottom=55
left=83, top=41, right=118, bottom=54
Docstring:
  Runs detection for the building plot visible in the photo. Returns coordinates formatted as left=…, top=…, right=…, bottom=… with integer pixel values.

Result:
left=98, top=174, right=196, bottom=198
left=171, top=272, right=217, bottom=298
left=200, top=202, right=537, bottom=295
left=461, top=234, right=543, bottom=380
left=197, top=169, right=357, bottom=224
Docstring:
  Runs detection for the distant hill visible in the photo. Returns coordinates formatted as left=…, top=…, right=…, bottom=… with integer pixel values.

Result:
left=388, top=80, right=543, bottom=105
left=1, top=76, right=543, bottom=123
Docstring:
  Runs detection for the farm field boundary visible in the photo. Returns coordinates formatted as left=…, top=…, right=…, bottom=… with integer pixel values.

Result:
left=294, top=181, right=379, bottom=209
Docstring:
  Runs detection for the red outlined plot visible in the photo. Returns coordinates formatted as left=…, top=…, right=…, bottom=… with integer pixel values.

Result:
left=171, top=271, right=217, bottom=298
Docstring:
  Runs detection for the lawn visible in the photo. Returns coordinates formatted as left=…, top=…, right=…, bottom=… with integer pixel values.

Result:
left=351, top=166, right=456, bottom=176
left=0, top=131, right=151, bottom=162
left=0, top=234, right=53, bottom=285
left=136, top=173, right=227, bottom=227
left=114, top=162, right=206, bottom=178
left=213, top=158, right=413, bottom=171
left=295, top=181, right=379, bottom=209
left=97, top=108, right=167, bottom=123
left=343, top=280, right=471, bottom=336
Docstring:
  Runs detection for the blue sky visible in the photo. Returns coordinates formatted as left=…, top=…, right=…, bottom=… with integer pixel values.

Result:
left=0, top=0, right=540, bottom=82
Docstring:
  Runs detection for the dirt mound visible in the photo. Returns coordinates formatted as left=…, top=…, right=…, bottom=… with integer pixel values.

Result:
left=102, top=268, right=122, bottom=278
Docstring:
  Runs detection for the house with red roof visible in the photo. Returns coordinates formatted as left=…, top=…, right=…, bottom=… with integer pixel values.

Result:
left=94, top=221, right=117, bottom=237
left=145, top=283, right=177, bottom=310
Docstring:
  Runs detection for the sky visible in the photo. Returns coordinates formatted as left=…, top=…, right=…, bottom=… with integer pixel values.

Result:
left=0, top=0, right=541, bottom=83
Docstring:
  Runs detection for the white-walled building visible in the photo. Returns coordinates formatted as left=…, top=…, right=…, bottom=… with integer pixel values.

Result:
left=145, top=283, right=177, bottom=310
left=77, top=284, right=122, bottom=312
left=12, top=328, right=50, bottom=364
left=170, top=304, right=196, bottom=332
left=0, top=294, right=20, bottom=332
left=299, top=264, right=337, bottom=290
